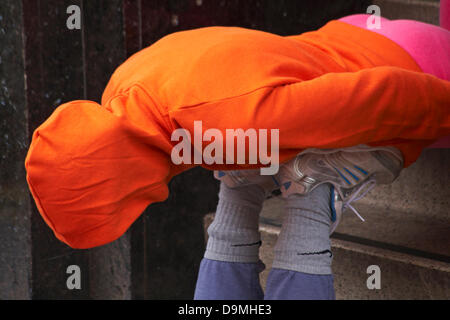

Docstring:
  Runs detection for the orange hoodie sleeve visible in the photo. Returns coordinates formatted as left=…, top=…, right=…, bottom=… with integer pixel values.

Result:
left=171, top=65, right=450, bottom=168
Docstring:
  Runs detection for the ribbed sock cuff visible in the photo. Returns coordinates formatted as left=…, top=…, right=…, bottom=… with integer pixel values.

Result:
left=205, top=183, right=265, bottom=263
left=206, top=201, right=262, bottom=263
left=272, top=184, right=333, bottom=275
left=271, top=253, right=333, bottom=275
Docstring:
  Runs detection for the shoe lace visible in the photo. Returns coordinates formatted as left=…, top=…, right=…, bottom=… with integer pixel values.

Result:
left=342, top=176, right=377, bottom=222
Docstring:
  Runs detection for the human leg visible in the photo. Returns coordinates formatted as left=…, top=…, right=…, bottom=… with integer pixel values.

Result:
left=212, top=170, right=336, bottom=300
left=194, top=181, right=266, bottom=300
left=212, top=143, right=406, bottom=299
left=264, top=143, right=406, bottom=299
left=194, top=258, right=265, bottom=300
left=264, top=183, right=335, bottom=300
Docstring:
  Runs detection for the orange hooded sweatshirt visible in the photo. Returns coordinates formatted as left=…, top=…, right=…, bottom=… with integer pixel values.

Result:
left=25, top=21, right=450, bottom=249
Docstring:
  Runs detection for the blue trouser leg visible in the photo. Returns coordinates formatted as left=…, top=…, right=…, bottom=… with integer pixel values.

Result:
left=264, top=268, right=335, bottom=300
left=194, top=258, right=265, bottom=300
left=194, top=258, right=335, bottom=300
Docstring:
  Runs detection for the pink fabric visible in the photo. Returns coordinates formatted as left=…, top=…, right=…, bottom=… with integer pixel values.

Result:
left=338, top=12, right=450, bottom=148
left=338, top=14, right=450, bottom=81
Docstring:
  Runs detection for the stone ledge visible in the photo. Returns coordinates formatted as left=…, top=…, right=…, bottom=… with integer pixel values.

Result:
left=373, top=0, right=440, bottom=25
left=203, top=213, right=450, bottom=299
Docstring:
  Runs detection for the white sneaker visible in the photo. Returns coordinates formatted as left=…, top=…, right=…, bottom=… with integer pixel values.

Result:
left=213, top=169, right=281, bottom=195
left=278, top=144, right=403, bottom=197
left=277, top=144, right=404, bottom=233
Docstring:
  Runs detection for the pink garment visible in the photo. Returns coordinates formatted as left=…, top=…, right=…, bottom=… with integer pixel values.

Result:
left=338, top=14, right=450, bottom=81
left=338, top=10, right=450, bottom=148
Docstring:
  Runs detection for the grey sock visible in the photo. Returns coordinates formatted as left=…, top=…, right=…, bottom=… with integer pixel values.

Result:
left=205, top=181, right=266, bottom=263
left=272, top=183, right=333, bottom=275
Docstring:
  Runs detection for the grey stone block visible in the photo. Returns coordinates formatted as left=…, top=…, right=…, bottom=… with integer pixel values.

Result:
left=259, top=223, right=450, bottom=299
left=331, top=238, right=450, bottom=299
left=259, top=197, right=450, bottom=258
left=89, top=234, right=132, bottom=300
left=357, top=149, right=450, bottom=222
left=373, top=0, right=440, bottom=25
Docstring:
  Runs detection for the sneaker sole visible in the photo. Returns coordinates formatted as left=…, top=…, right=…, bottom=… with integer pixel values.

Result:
left=295, top=144, right=403, bottom=185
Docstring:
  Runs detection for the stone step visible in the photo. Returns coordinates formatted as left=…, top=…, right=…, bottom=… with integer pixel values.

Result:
left=203, top=213, right=450, bottom=299
left=355, top=149, right=450, bottom=224
left=260, top=223, right=450, bottom=299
